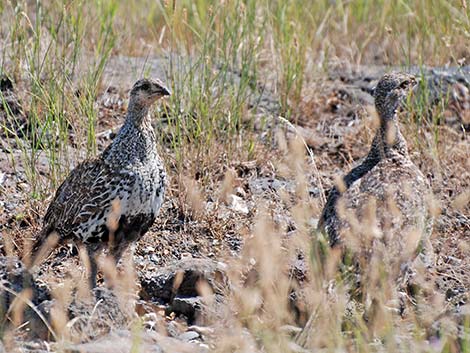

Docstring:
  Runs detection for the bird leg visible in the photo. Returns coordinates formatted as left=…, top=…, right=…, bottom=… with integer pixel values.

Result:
left=109, top=230, right=133, bottom=268
left=86, top=248, right=98, bottom=290
left=89, top=259, right=98, bottom=290
left=111, top=242, right=129, bottom=269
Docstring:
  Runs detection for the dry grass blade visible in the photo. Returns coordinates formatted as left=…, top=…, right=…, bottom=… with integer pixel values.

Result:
left=273, top=115, right=326, bottom=205
left=29, top=232, right=60, bottom=269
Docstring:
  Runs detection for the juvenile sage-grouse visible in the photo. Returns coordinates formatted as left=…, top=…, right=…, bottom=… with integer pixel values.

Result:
left=319, top=72, right=433, bottom=263
left=30, top=78, right=170, bottom=288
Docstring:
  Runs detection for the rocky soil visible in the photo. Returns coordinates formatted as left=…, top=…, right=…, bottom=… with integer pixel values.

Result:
left=0, top=57, right=469, bottom=351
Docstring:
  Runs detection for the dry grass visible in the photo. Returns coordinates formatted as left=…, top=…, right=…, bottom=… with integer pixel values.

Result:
left=0, top=0, right=469, bottom=352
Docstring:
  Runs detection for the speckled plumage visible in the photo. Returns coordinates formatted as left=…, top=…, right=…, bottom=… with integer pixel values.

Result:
left=31, top=78, right=170, bottom=287
left=319, top=73, right=433, bottom=258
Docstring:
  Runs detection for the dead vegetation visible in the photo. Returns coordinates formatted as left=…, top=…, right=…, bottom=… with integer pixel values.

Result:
left=0, top=0, right=470, bottom=352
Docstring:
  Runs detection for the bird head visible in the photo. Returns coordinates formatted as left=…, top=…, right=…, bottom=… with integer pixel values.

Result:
left=374, top=72, right=417, bottom=119
left=129, top=78, right=171, bottom=107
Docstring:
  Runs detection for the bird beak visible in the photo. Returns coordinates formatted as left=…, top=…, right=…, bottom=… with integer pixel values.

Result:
left=153, top=85, right=171, bottom=97
left=161, top=86, right=171, bottom=96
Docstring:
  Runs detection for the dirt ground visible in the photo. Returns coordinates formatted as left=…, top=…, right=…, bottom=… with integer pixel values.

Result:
left=0, top=58, right=469, bottom=351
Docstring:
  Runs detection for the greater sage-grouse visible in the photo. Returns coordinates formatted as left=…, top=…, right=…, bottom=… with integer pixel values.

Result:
left=319, top=73, right=433, bottom=261
left=30, top=78, right=170, bottom=288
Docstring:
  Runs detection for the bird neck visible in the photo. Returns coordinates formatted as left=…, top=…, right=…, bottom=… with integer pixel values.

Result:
left=101, top=103, right=157, bottom=165
left=371, top=110, right=408, bottom=159
left=341, top=106, right=409, bottom=194
left=121, top=104, right=155, bottom=144
left=126, top=100, right=151, bottom=127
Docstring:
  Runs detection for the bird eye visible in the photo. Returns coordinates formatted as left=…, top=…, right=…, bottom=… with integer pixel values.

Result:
left=141, top=83, right=150, bottom=90
left=399, top=81, right=410, bottom=89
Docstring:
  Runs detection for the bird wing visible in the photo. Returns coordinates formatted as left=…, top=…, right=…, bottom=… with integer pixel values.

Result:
left=340, top=156, right=430, bottom=237
left=41, top=158, right=134, bottom=239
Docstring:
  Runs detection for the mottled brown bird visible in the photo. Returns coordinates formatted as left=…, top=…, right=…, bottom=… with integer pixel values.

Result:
left=30, top=78, right=170, bottom=288
left=319, top=72, right=433, bottom=262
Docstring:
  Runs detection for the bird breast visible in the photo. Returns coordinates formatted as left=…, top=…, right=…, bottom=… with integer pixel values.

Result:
left=125, top=157, right=166, bottom=219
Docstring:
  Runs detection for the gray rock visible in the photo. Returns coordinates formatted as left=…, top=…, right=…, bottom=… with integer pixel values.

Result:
left=166, top=296, right=206, bottom=324
left=66, top=287, right=134, bottom=341
left=165, top=293, right=225, bottom=326
left=187, top=325, right=214, bottom=336
left=67, top=329, right=205, bottom=353
left=178, top=330, right=200, bottom=342
left=22, top=286, right=132, bottom=341
left=0, top=256, right=51, bottom=338
left=139, top=258, right=228, bottom=303
left=249, top=177, right=296, bottom=195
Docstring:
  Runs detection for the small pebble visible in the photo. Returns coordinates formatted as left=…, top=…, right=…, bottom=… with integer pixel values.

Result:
left=178, top=330, right=200, bottom=342
left=188, top=325, right=214, bottom=336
